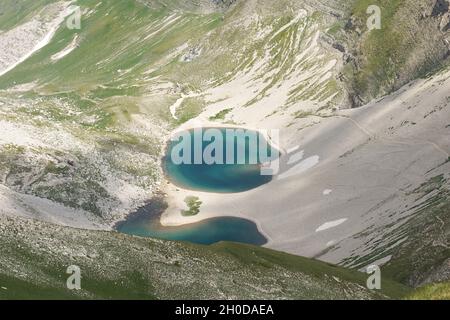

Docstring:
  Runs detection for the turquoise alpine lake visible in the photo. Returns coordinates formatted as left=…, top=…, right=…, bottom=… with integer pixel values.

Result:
left=116, top=201, right=267, bottom=245
left=163, top=127, right=279, bottom=193
left=117, top=127, right=277, bottom=245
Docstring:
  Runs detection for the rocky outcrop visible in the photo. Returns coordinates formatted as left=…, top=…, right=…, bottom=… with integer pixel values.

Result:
left=432, top=0, right=449, bottom=17
left=210, top=0, right=237, bottom=9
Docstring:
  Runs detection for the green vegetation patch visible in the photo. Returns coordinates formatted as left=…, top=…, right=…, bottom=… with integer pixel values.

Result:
left=175, top=97, right=205, bottom=124
left=331, top=0, right=450, bottom=105
left=209, top=108, right=232, bottom=121
left=181, top=196, right=202, bottom=217
left=406, top=282, right=450, bottom=300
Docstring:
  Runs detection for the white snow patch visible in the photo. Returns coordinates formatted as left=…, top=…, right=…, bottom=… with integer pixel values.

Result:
left=332, top=276, right=341, bottom=283
left=326, top=240, right=336, bottom=247
left=144, top=14, right=181, bottom=41
left=287, top=149, right=304, bottom=165
left=286, top=145, right=300, bottom=154
left=315, top=218, right=348, bottom=232
left=51, top=34, right=79, bottom=61
left=277, top=155, right=319, bottom=180
left=269, top=10, right=307, bottom=41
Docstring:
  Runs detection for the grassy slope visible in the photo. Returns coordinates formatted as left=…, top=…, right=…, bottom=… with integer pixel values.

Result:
left=0, top=0, right=341, bottom=221
left=0, top=215, right=410, bottom=300
left=0, top=0, right=53, bottom=30
left=0, top=0, right=224, bottom=220
left=329, top=0, right=450, bottom=105
left=382, top=175, right=450, bottom=286
left=0, top=0, right=342, bottom=119
left=407, top=282, right=450, bottom=300
left=0, top=0, right=222, bottom=96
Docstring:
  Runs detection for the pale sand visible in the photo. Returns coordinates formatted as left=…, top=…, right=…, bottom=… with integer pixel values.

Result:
left=161, top=69, right=450, bottom=263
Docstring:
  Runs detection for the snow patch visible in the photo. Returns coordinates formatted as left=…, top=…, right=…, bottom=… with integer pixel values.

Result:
left=326, top=240, right=336, bottom=247
left=277, top=155, right=319, bottom=180
left=51, top=34, right=79, bottom=61
left=315, top=218, right=348, bottom=232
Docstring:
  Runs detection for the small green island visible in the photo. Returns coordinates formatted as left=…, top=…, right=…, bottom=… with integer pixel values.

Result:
left=181, top=196, right=203, bottom=216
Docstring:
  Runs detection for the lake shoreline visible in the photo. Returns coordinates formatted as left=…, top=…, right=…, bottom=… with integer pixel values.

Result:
left=163, top=126, right=278, bottom=193
left=159, top=121, right=279, bottom=246
left=115, top=191, right=268, bottom=246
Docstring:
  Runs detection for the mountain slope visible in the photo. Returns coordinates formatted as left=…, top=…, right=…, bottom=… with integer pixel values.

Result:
left=407, top=282, right=450, bottom=300
left=0, top=214, right=409, bottom=300
left=0, top=0, right=448, bottom=298
left=330, top=0, right=450, bottom=106
left=0, top=0, right=342, bottom=226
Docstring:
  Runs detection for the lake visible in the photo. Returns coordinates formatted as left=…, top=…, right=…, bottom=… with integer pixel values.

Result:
left=117, top=127, right=277, bottom=246
left=116, top=198, right=267, bottom=246
left=163, top=127, right=279, bottom=193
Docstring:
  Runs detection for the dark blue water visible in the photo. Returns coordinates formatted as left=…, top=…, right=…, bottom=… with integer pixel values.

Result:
left=163, top=128, right=279, bottom=193
left=116, top=200, right=267, bottom=246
